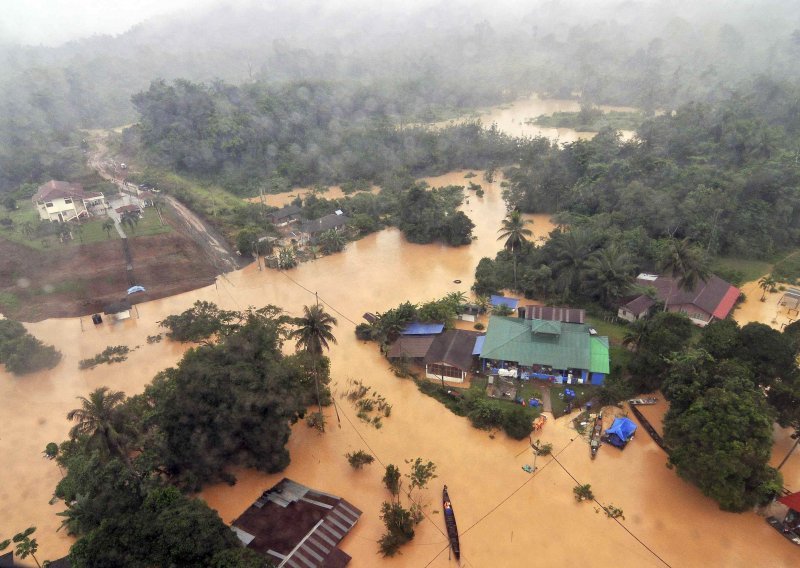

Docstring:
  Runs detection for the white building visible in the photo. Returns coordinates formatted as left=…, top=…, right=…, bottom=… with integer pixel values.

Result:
left=32, top=180, right=106, bottom=223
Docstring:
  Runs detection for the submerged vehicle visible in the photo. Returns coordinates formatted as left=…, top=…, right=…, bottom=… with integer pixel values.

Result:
left=443, top=485, right=461, bottom=560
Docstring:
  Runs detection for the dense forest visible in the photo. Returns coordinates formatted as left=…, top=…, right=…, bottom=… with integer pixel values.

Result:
left=4, top=0, right=800, bottom=193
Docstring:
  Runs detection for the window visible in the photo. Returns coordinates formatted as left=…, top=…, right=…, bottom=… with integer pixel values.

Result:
left=45, top=202, right=53, bottom=208
left=64, top=198, right=72, bottom=204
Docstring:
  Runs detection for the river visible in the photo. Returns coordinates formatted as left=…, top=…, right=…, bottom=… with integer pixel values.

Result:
left=2, top=165, right=798, bottom=565
left=429, top=94, right=637, bottom=143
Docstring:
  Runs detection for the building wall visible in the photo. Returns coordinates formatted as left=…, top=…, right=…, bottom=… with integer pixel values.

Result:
left=668, top=303, right=712, bottom=326
left=425, top=362, right=465, bottom=383
left=35, top=197, right=87, bottom=222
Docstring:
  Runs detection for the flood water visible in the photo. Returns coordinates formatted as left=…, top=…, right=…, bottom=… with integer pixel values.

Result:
left=429, top=94, right=637, bottom=143
left=2, top=169, right=798, bottom=566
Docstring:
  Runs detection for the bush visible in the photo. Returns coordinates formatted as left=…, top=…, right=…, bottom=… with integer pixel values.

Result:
left=355, top=323, right=373, bottom=340
left=79, top=345, right=131, bottom=370
left=346, top=450, right=375, bottom=469
left=573, top=483, right=594, bottom=502
left=473, top=322, right=485, bottom=330
left=0, top=319, right=61, bottom=375
left=502, top=405, right=536, bottom=439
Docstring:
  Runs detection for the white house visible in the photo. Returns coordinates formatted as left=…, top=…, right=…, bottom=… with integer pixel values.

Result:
left=32, top=180, right=106, bottom=223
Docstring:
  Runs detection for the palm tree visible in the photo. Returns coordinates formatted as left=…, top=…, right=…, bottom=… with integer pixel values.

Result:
left=622, top=318, right=651, bottom=352
left=290, top=303, right=338, bottom=429
left=758, top=274, right=777, bottom=301
left=659, top=237, right=710, bottom=312
left=584, top=246, right=635, bottom=308
left=67, top=387, right=129, bottom=464
left=102, top=219, right=115, bottom=239
left=498, top=210, right=533, bottom=290
left=551, top=229, right=593, bottom=301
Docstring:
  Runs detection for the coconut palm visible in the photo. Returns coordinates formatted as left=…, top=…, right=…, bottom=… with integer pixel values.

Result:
left=584, top=246, right=635, bottom=308
left=290, top=304, right=338, bottom=356
left=551, top=229, right=593, bottom=301
left=102, top=219, right=115, bottom=239
left=622, top=318, right=651, bottom=352
left=498, top=210, right=533, bottom=290
left=67, top=387, right=129, bottom=463
left=758, top=274, right=777, bottom=301
left=290, top=303, right=338, bottom=429
left=659, top=237, right=710, bottom=312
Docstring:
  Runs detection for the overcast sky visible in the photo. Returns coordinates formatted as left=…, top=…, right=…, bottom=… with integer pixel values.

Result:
left=0, top=0, right=216, bottom=46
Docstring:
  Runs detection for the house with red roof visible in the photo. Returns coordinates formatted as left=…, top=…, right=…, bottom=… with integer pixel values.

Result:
left=32, top=180, right=106, bottom=223
left=618, top=273, right=740, bottom=327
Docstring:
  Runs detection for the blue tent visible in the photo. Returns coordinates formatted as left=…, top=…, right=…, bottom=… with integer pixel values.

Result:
left=401, top=322, right=445, bottom=335
left=490, top=295, right=519, bottom=309
left=605, top=417, right=637, bottom=448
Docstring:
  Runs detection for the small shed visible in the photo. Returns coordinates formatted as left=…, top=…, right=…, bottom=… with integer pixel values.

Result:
left=103, top=300, right=132, bottom=321
left=424, top=330, right=480, bottom=383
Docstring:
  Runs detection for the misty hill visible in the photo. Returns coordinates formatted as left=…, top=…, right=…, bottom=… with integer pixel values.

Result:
left=2, top=0, right=800, bottom=192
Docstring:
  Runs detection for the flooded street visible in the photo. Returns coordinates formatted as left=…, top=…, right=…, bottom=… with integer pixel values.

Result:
left=429, top=94, right=637, bottom=142
left=1, top=170, right=798, bottom=566
left=734, top=279, right=793, bottom=331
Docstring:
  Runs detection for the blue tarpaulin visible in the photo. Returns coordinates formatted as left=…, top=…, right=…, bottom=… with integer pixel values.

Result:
left=490, top=295, right=519, bottom=309
left=401, top=322, right=445, bottom=335
left=605, top=417, right=638, bottom=448
left=127, top=285, right=146, bottom=295
left=472, top=335, right=486, bottom=355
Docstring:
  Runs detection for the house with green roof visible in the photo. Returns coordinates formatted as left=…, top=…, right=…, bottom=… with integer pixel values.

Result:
left=479, top=316, right=610, bottom=385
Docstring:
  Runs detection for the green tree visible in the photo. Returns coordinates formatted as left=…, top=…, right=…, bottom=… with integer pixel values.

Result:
left=383, top=464, right=402, bottom=499
left=664, top=386, right=781, bottom=511
left=757, top=274, right=777, bottom=301
left=583, top=245, right=635, bottom=307
left=318, top=229, right=347, bottom=254
left=573, top=484, right=594, bottom=502
left=101, top=219, right=115, bottom=239
left=345, top=450, right=375, bottom=469
left=658, top=237, right=710, bottom=312
left=67, top=387, right=130, bottom=465
left=290, top=304, right=338, bottom=428
left=405, top=457, right=437, bottom=493
left=1, top=527, right=42, bottom=568
left=551, top=229, right=594, bottom=301
left=497, top=209, right=532, bottom=290
left=378, top=501, right=415, bottom=557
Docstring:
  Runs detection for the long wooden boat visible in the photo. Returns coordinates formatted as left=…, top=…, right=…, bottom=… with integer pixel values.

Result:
left=590, top=412, right=603, bottom=459
left=442, top=485, right=461, bottom=560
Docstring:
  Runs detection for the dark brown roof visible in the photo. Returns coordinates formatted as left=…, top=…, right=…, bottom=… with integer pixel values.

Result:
left=33, top=180, right=87, bottom=202
left=387, top=335, right=436, bottom=359
left=637, top=273, right=739, bottom=318
left=267, top=204, right=302, bottom=222
left=301, top=213, right=349, bottom=235
left=522, top=305, right=585, bottom=323
left=622, top=295, right=655, bottom=316
left=424, top=329, right=479, bottom=371
left=232, top=478, right=361, bottom=568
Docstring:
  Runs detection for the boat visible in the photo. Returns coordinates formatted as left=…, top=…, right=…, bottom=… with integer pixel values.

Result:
left=590, top=412, right=603, bottom=459
left=628, top=397, right=658, bottom=406
left=442, top=485, right=461, bottom=560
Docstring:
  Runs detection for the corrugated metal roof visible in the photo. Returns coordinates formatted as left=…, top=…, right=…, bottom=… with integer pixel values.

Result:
left=490, top=295, right=519, bottom=308
left=401, top=322, right=445, bottom=335
left=472, top=335, right=486, bottom=355
left=589, top=336, right=610, bottom=374
left=481, top=316, right=609, bottom=373
left=387, top=336, right=436, bottom=359
left=424, top=330, right=479, bottom=370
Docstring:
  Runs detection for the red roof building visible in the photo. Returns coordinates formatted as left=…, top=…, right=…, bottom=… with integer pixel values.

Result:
left=618, top=273, right=740, bottom=327
left=32, top=180, right=105, bottom=222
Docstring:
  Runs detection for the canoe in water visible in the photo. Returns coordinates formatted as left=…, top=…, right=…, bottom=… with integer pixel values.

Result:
left=442, top=485, right=461, bottom=560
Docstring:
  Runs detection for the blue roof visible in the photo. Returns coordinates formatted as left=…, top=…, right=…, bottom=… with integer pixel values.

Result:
left=472, top=335, right=486, bottom=355
left=605, top=417, right=637, bottom=446
left=401, top=322, right=445, bottom=335
left=490, top=295, right=519, bottom=309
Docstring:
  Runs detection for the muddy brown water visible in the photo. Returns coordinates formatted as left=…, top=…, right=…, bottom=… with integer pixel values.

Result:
left=429, top=94, right=637, bottom=143
left=2, top=170, right=798, bottom=565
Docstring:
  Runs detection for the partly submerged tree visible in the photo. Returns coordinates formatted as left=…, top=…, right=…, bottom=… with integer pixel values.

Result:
left=758, top=274, right=777, bottom=301
left=497, top=209, right=533, bottom=290
left=290, top=303, right=338, bottom=428
left=1, top=527, right=42, bottom=568
left=67, top=387, right=130, bottom=465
